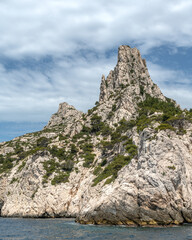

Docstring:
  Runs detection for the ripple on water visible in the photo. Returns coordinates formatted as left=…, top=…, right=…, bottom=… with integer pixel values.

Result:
left=1, top=218, right=192, bottom=240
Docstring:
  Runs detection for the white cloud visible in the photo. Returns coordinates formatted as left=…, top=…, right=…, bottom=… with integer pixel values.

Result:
left=0, top=0, right=192, bottom=122
left=0, top=0, right=192, bottom=57
left=148, top=62, right=192, bottom=109
left=0, top=54, right=116, bottom=121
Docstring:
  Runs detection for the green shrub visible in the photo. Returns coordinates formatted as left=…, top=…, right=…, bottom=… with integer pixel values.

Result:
left=138, top=95, right=181, bottom=117
left=93, top=166, right=102, bottom=175
left=116, top=118, right=136, bottom=133
left=136, top=115, right=152, bottom=132
left=10, top=177, right=18, bottom=184
left=80, top=142, right=95, bottom=168
left=87, top=105, right=98, bottom=115
left=49, top=146, right=66, bottom=160
left=59, top=134, right=67, bottom=141
left=168, top=165, right=176, bottom=170
left=111, top=131, right=121, bottom=143
left=82, top=125, right=92, bottom=134
left=81, top=143, right=93, bottom=152
left=72, top=126, right=92, bottom=143
left=51, top=172, right=69, bottom=185
left=166, top=114, right=184, bottom=122
left=162, top=114, right=171, bottom=122
left=83, top=153, right=95, bottom=168
left=133, top=95, right=182, bottom=133
left=0, top=154, right=4, bottom=164
left=104, top=176, right=115, bottom=185
left=31, top=188, right=38, bottom=199
left=100, top=159, right=107, bottom=166
left=100, top=125, right=113, bottom=136
left=91, top=114, right=104, bottom=133
left=36, top=137, right=49, bottom=148
left=92, top=154, right=131, bottom=186
left=0, top=155, right=14, bottom=173
left=14, top=145, right=24, bottom=155
left=17, top=161, right=26, bottom=172
left=43, top=159, right=60, bottom=182
left=61, top=160, right=74, bottom=172
left=157, top=123, right=175, bottom=131
left=126, top=145, right=137, bottom=155
left=140, top=85, right=144, bottom=95
left=92, top=137, right=137, bottom=186
left=124, top=140, right=137, bottom=154
left=17, top=146, right=47, bottom=161
left=107, top=111, right=114, bottom=119
left=70, top=144, right=78, bottom=154
left=177, top=128, right=186, bottom=135
left=120, top=84, right=126, bottom=89
left=100, top=141, right=114, bottom=150
left=112, top=104, right=116, bottom=111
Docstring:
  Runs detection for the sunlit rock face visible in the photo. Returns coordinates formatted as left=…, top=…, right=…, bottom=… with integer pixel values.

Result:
left=1, top=45, right=192, bottom=226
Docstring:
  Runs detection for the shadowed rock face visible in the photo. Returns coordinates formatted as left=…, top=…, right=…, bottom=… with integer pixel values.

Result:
left=0, top=45, right=192, bottom=226
left=0, top=200, right=3, bottom=215
left=0, top=177, right=6, bottom=216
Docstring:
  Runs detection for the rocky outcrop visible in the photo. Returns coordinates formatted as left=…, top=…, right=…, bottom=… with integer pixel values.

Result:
left=77, top=128, right=192, bottom=225
left=99, top=46, right=164, bottom=103
left=46, top=102, right=83, bottom=136
left=96, top=45, right=165, bottom=125
left=0, top=45, right=192, bottom=226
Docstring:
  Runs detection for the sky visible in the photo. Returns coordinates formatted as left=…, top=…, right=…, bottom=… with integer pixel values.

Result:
left=0, top=0, right=192, bottom=141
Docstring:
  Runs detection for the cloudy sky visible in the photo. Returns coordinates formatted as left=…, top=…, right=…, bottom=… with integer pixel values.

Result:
left=0, top=0, right=192, bottom=141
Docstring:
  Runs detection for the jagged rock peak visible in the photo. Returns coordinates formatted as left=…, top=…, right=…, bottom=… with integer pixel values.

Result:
left=99, top=45, right=165, bottom=102
left=118, top=45, right=144, bottom=64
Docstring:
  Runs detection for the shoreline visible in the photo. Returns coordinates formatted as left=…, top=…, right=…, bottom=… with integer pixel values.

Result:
left=0, top=215, right=189, bottom=228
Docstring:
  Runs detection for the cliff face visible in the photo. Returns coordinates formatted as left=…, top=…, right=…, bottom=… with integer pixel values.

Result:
left=1, top=45, right=192, bottom=226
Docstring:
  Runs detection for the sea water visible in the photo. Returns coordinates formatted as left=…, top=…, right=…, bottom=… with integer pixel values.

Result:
left=0, top=218, right=192, bottom=240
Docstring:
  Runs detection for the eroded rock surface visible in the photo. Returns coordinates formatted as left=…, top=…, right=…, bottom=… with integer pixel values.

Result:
left=0, top=45, right=192, bottom=226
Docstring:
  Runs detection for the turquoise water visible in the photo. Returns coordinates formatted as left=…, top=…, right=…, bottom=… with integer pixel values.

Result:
left=1, top=218, right=192, bottom=240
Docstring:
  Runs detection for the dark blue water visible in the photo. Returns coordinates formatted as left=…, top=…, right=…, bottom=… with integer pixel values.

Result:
left=0, top=218, right=192, bottom=240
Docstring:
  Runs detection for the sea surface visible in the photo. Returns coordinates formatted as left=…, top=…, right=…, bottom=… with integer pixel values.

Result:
left=0, top=122, right=46, bottom=142
left=0, top=218, right=192, bottom=240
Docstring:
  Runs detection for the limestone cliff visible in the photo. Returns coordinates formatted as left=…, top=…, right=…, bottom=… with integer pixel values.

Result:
left=1, top=45, right=192, bottom=226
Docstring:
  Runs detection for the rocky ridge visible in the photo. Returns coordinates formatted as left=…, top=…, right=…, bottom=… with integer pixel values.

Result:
left=0, top=45, right=192, bottom=226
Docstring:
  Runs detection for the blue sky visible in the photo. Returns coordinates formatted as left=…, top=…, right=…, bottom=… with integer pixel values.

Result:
left=0, top=0, right=192, bottom=142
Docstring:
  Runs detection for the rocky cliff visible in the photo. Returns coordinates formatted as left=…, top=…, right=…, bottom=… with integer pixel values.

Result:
left=1, top=45, right=192, bottom=226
